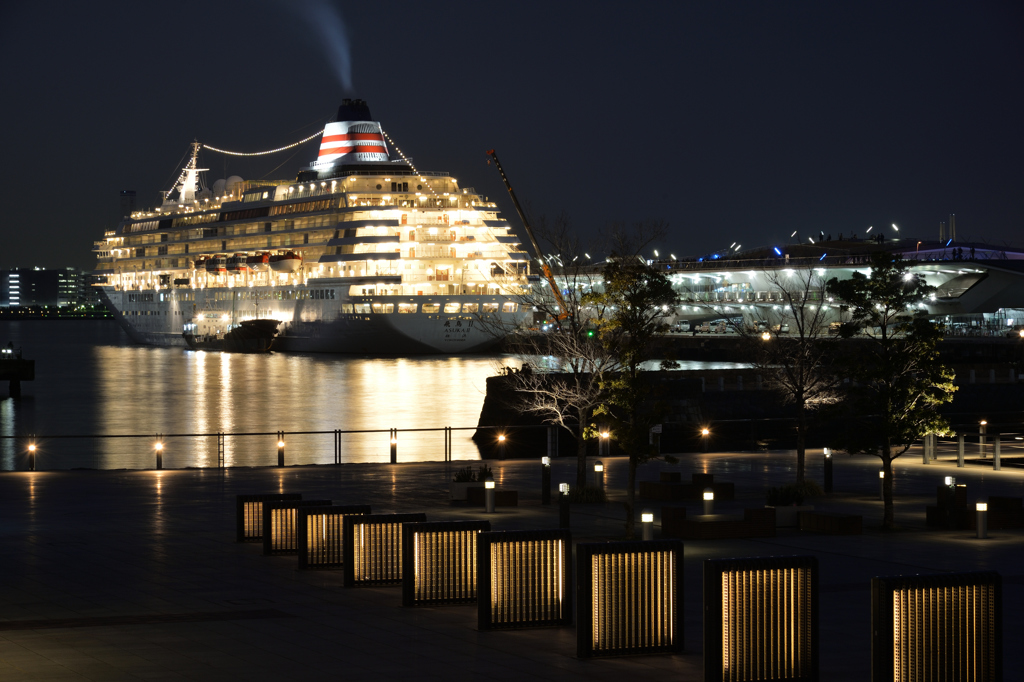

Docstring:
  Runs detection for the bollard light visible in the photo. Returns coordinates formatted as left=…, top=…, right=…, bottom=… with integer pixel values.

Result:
left=559, top=483, right=570, bottom=528
left=484, top=478, right=496, bottom=513
left=761, top=331, right=771, bottom=341
left=823, top=447, right=830, bottom=456
left=559, top=483, right=569, bottom=494
left=823, top=448, right=833, bottom=493
left=593, top=460, right=605, bottom=490
left=641, top=508, right=654, bottom=541
left=703, top=488, right=715, bottom=515
left=944, top=476, right=955, bottom=487
left=541, top=456, right=552, bottom=505
left=594, top=461, right=604, bottom=472
left=976, top=501, right=988, bottom=539
left=878, top=470, right=885, bottom=500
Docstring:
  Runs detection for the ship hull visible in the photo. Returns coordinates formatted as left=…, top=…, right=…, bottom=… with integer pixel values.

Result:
left=101, top=286, right=519, bottom=355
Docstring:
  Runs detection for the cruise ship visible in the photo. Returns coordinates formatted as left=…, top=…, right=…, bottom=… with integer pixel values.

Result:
left=93, top=100, right=532, bottom=353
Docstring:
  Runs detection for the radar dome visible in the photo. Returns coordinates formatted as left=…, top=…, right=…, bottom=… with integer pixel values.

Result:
left=225, top=176, right=244, bottom=197
left=212, top=179, right=226, bottom=196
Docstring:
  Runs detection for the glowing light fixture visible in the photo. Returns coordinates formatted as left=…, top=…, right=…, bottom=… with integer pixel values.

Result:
left=705, top=556, right=819, bottom=681
left=297, top=505, right=371, bottom=570
left=343, top=513, right=426, bottom=587
left=576, top=540, right=683, bottom=658
left=402, top=520, right=491, bottom=606
left=872, top=571, right=1001, bottom=681
left=478, top=529, right=572, bottom=630
left=263, top=499, right=332, bottom=555
left=235, top=493, right=302, bottom=542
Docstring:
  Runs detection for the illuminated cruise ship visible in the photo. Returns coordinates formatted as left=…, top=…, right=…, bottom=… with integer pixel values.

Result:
left=93, top=100, right=531, bottom=353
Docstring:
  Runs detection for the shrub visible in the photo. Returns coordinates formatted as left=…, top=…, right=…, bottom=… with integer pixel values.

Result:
left=766, top=480, right=824, bottom=506
left=452, top=466, right=476, bottom=483
left=478, top=464, right=493, bottom=481
left=567, top=485, right=606, bottom=504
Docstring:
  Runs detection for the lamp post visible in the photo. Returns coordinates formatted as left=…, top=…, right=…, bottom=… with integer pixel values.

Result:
left=641, top=508, right=654, bottom=541
left=484, top=477, right=496, bottom=514
left=277, top=433, right=285, bottom=467
left=541, top=456, right=551, bottom=505
left=28, top=442, right=36, bottom=472
left=599, top=429, right=610, bottom=458
left=979, top=420, right=987, bottom=456
left=155, top=440, right=163, bottom=470
left=390, top=429, right=397, bottom=464
left=558, top=483, right=570, bottom=528
left=878, top=470, right=885, bottom=501
left=497, top=433, right=506, bottom=460
left=701, top=427, right=710, bottom=452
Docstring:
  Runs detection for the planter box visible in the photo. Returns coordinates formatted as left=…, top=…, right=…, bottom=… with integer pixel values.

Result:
left=767, top=504, right=814, bottom=528
left=449, top=481, right=485, bottom=501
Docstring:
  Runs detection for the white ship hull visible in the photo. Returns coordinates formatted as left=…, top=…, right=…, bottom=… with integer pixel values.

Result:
left=101, top=286, right=522, bottom=354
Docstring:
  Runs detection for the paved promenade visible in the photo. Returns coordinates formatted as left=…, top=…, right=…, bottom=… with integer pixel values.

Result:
left=0, top=448, right=1021, bottom=681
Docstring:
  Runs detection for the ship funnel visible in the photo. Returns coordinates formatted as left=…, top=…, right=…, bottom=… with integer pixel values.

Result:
left=315, top=99, right=389, bottom=166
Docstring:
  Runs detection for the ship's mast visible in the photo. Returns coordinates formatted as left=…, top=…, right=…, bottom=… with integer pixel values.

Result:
left=165, top=141, right=207, bottom=207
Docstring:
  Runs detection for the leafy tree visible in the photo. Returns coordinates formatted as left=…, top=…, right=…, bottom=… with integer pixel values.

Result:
left=586, top=226, right=679, bottom=538
left=826, top=253, right=956, bottom=528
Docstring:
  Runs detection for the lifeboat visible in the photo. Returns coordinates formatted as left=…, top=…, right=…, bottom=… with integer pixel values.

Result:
left=246, top=252, right=270, bottom=271
left=226, top=254, right=248, bottom=272
left=206, top=255, right=227, bottom=273
left=269, top=251, right=302, bottom=272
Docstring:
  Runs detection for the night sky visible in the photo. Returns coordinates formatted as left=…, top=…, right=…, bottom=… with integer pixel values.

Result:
left=1, top=1, right=1021, bottom=270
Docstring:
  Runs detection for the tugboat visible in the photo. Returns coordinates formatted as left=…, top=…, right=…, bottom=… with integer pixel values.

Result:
left=183, top=317, right=281, bottom=353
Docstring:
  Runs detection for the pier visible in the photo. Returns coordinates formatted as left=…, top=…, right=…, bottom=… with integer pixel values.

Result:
left=0, top=448, right=1020, bottom=679
left=0, top=345, right=33, bottom=398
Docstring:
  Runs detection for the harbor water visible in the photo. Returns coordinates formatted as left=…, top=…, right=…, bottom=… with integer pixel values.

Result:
left=0, top=320, right=749, bottom=470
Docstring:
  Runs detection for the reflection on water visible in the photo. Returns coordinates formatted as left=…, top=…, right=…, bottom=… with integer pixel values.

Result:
left=0, top=320, right=751, bottom=470
left=90, top=345, right=520, bottom=468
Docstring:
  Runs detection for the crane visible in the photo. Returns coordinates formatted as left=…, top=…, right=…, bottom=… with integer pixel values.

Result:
left=485, top=149, right=569, bottom=318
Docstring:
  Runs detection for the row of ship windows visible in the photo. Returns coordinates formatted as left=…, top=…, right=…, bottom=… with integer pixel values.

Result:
left=345, top=301, right=518, bottom=314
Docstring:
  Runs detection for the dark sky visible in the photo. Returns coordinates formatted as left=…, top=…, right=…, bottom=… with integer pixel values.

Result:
left=1, top=1, right=1021, bottom=270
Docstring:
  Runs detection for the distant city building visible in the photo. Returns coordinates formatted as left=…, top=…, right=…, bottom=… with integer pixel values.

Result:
left=1, top=267, right=87, bottom=307
left=120, top=190, right=137, bottom=218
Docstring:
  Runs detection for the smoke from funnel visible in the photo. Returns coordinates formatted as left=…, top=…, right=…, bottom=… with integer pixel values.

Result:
left=294, top=0, right=354, bottom=93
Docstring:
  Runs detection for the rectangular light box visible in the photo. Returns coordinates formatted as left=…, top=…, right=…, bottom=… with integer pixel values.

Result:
left=576, top=540, right=683, bottom=658
left=872, top=571, right=1002, bottom=682
left=704, top=555, right=819, bottom=682
left=297, top=505, right=371, bottom=570
left=235, top=493, right=301, bottom=542
left=402, top=520, right=491, bottom=607
left=477, top=528, right=572, bottom=630
left=343, top=513, right=427, bottom=587
left=262, top=500, right=332, bottom=556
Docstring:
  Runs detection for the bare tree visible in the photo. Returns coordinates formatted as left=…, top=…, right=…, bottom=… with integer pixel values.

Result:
left=742, top=269, right=840, bottom=483
left=484, top=213, right=617, bottom=487
left=684, top=267, right=839, bottom=483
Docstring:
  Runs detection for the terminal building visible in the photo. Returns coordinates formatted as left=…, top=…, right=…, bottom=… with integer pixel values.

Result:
left=648, top=239, right=1024, bottom=335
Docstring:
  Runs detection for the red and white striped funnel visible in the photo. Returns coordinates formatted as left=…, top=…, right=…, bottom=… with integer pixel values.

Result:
left=315, top=99, right=389, bottom=166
